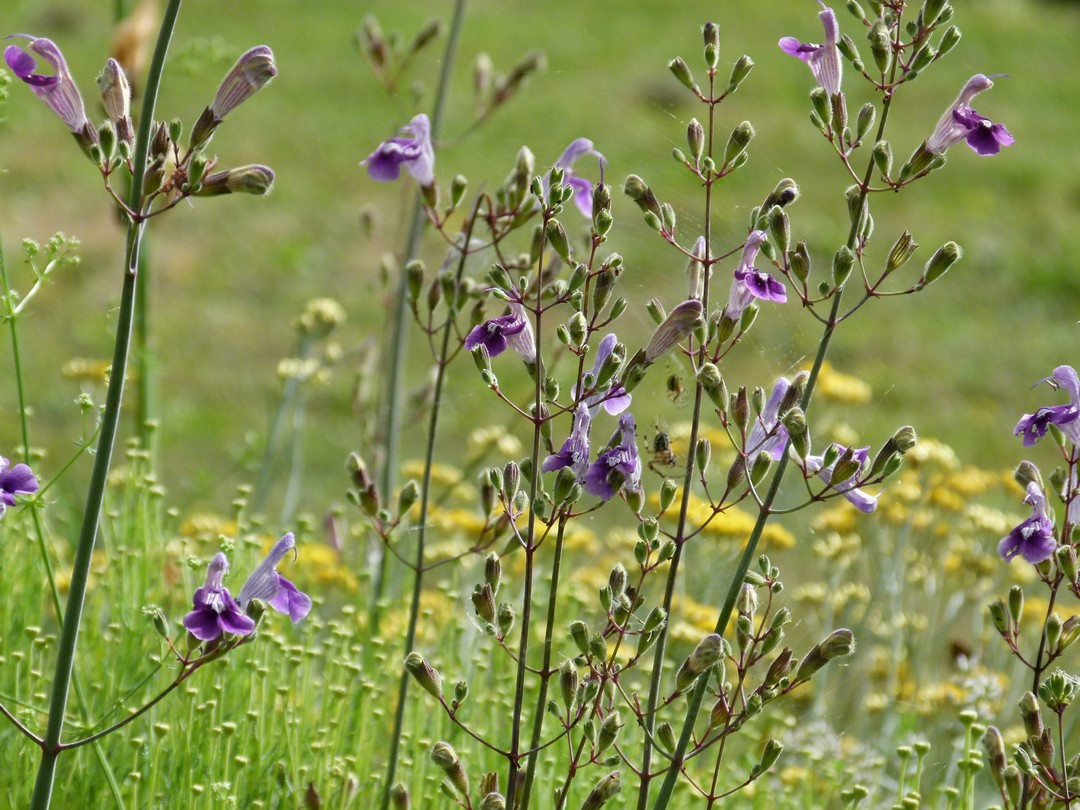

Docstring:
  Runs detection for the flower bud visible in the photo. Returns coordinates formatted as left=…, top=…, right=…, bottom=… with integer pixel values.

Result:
left=472, top=583, right=496, bottom=625
left=795, top=629, right=855, bottom=681
left=1018, top=691, right=1043, bottom=739
left=982, top=726, right=1007, bottom=791
left=404, top=652, right=442, bottom=699
left=675, top=633, right=724, bottom=690
left=192, top=45, right=277, bottom=148
left=431, top=742, right=469, bottom=797
left=581, top=771, right=621, bottom=810
left=938, top=25, right=962, bottom=57
left=668, top=57, right=698, bottom=92
left=597, top=711, right=622, bottom=753
left=919, top=242, right=962, bottom=287
left=868, top=18, right=891, bottom=74
left=559, top=660, right=579, bottom=712
left=987, top=598, right=1009, bottom=635
left=389, top=783, right=409, bottom=810
left=702, top=22, right=720, bottom=69
left=872, top=139, right=893, bottom=177
left=728, top=55, right=754, bottom=91
left=1008, top=585, right=1024, bottom=628
left=698, top=363, right=728, bottom=413
left=695, top=437, right=711, bottom=475
left=478, top=794, right=505, bottom=810
left=810, top=87, right=832, bottom=130
left=755, top=739, right=783, bottom=776
left=97, top=58, right=133, bottom=146
left=724, top=121, right=755, bottom=165
left=832, top=245, right=855, bottom=288
left=645, top=300, right=703, bottom=362
left=623, top=175, right=662, bottom=219
left=686, top=118, right=704, bottom=164
left=570, top=620, right=589, bottom=655
left=195, top=165, right=276, bottom=197
left=1038, top=669, right=1078, bottom=712
left=781, top=407, right=810, bottom=458
left=497, top=603, right=515, bottom=637
left=855, top=102, right=876, bottom=143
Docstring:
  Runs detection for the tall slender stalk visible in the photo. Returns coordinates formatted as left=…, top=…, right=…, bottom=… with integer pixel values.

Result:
left=378, top=202, right=479, bottom=810
left=29, top=2, right=183, bottom=805
left=650, top=87, right=897, bottom=810
left=371, top=0, right=468, bottom=632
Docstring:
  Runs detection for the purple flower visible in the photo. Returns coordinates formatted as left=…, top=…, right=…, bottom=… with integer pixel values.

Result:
left=0, top=455, right=39, bottom=514
left=362, top=113, right=435, bottom=186
left=464, top=302, right=535, bottom=363
left=551, top=138, right=605, bottom=218
left=926, top=74, right=1014, bottom=156
left=998, top=482, right=1057, bottom=564
left=574, top=333, right=631, bottom=415
left=184, top=534, right=312, bottom=642
left=4, top=34, right=94, bottom=143
left=237, top=533, right=313, bottom=623
left=211, top=46, right=277, bottom=120
left=802, top=444, right=878, bottom=514
left=1014, top=366, right=1080, bottom=447
left=779, top=3, right=843, bottom=96
left=724, top=231, right=786, bottom=320
left=583, top=413, right=641, bottom=501
left=543, top=403, right=592, bottom=478
left=183, top=553, right=257, bottom=642
left=746, top=378, right=791, bottom=461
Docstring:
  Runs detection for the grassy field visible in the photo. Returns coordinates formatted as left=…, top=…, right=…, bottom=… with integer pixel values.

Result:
left=2, top=0, right=1080, bottom=807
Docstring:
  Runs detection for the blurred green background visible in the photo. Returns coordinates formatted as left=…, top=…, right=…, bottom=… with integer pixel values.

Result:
left=2, top=0, right=1079, bottom=518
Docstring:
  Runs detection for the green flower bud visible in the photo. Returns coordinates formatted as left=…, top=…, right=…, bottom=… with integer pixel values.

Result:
left=855, top=102, right=876, bottom=143
left=478, top=793, right=505, bottom=810
left=472, top=583, right=496, bottom=625
left=397, top=479, right=420, bottom=516
left=645, top=300, right=703, bottom=362
left=404, top=652, right=442, bottom=699
left=755, top=739, right=783, bottom=775
left=724, top=121, right=755, bottom=165
left=919, top=241, right=962, bottom=287
left=546, top=219, right=571, bottom=263
left=938, top=25, right=962, bottom=58
left=987, top=598, right=1009, bottom=635
left=698, top=362, right=728, bottom=413
left=868, top=17, right=892, bottom=74
left=581, top=771, right=621, bottom=810
left=570, top=620, right=590, bottom=655
left=810, top=87, right=832, bottom=130
left=389, top=782, right=410, bottom=810
left=728, top=54, right=754, bottom=92
left=1038, top=669, right=1078, bottom=712
left=676, top=633, right=724, bottom=690
left=702, top=22, right=720, bottom=69
left=497, top=602, right=515, bottom=637
left=982, top=726, right=1007, bottom=790
left=589, top=632, right=608, bottom=662
left=687, top=118, right=705, bottom=164
left=695, top=437, right=712, bottom=475
left=789, top=241, right=812, bottom=284
left=623, top=175, right=662, bottom=218
left=431, top=742, right=469, bottom=797
left=1018, top=691, right=1043, bottom=739
left=781, top=407, right=810, bottom=458
left=795, top=629, right=855, bottom=681
left=597, top=711, right=622, bottom=753
left=832, top=245, right=856, bottom=288
left=656, top=721, right=676, bottom=753
left=668, top=57, right=698, bottom=92
left=560, top=660, right=579, bottom=712
left=195, top=164, right=275, bottom=197
left=1008, top=585, right=1024, bottom=628
left=453, top=680, right=469, bottom=707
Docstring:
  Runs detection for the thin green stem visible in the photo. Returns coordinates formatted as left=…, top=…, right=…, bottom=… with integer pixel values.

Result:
left=504, top=227, right=549, bottom=809
left=378, top=200, right=479, bottom=810
left=520, top=515, right=569, bottom=804
left=371, top=0, right=467, bottom=632
left=651, top=88, right=896, bottom=810
left=29, top=1, right=182, bottom=805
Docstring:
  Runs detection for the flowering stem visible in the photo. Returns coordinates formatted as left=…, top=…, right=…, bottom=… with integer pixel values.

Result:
left=29, top=1, right=182, bottom=806
left=505, top=223, right=549, bottom=809
left=520, top=513, right=570, bottom=804
left=650, top=85, right=897, bottom=810
left=371, top=0, right=467, bottom=633
left=377, top=200, right=479, bottom=810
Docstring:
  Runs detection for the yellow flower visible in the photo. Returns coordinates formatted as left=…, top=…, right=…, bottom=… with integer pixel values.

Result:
left=806, top=361, right=873, bottom=405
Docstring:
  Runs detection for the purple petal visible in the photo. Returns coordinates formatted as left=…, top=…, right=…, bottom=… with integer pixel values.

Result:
left=557, top=137, right=596, bottom=169
left=779, top=37, right=816, bottom=62
left=183, top=606, right=225, bottom=641
left=565, top=174, right=594, bottom=218
left=267, top=576, right=313, bottom=623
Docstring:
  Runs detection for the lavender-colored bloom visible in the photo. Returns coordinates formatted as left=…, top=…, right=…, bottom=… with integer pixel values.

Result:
left=998, top=482, right=1057, bottom=564
left=543, top=403, right=592, bottom=478
left=724, top=231, right=787, bottom=320
left=1014, top=365, right=1080, bottom=447
left=803, top=444, right=878, bottom=513
left=183, top=553, right=257, bottom=642
left=746, top=378, right=791, bottom=461
left=925, top=74, right=1014, bottom=156
left=583, top=413, right=641, bottom=501
left=574, top=333, right=631, bottom=415
left=0, top=455, right=39, bottom=514
left=4, top=35, right=93, bottom=136
left=237, top=533, right=312, bottom=623
left=779, top=3, right=843, bottom=96
left=362, top=113, right=435, bottom=186
left=551, top=138, right=605, bottom=218
left=465, top=302, right=535, bottom=363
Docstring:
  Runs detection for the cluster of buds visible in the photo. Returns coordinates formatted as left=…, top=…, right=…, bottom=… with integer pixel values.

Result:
left=5, top=36, right=277, bottom=212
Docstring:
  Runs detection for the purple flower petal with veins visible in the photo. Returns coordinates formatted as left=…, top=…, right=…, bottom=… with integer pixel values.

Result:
left=583, top=413, right=641, bottom=501
left=574, top=333, right=631, bottom=415
left=183, top=553, right=257, bottom=641
left=746, top=378, right=791, bottom=461
left=550, top=137, right=606, bottom=218
left=998, top=482, right=1057, bottom=564
left=803, top=444, right=878, bottom=513
left=926, top=74, right=1014, bottom=156
left=465, top=302, right=535, bottom=363
left=543, top=403, right=592, bottom=478
left=779, top=3, right=843, bottom=96
left=1014, top=365, right=1080, bottom=447
left=238, top=533, right=312, bottom=623
left=725, top=231, right=786, bottom=320
left=4, top=34, right=92, bottom=138
left=362, top=113, right=435, bottom=186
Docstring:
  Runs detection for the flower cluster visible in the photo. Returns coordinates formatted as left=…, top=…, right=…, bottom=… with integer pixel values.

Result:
left=183, top=533, right=312, bottom=642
